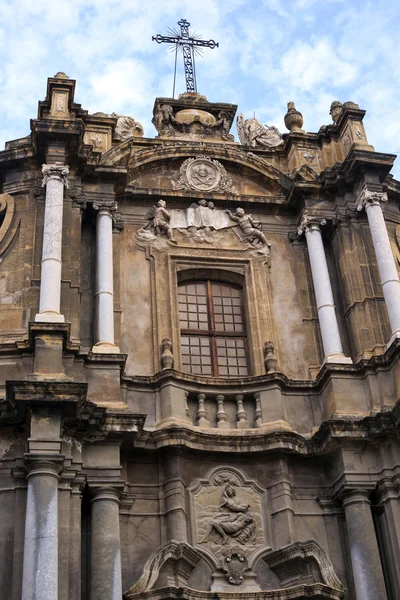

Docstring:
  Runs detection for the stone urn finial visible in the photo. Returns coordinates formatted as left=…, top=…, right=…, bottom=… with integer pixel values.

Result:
left=161, top=338, right=174, bottom=370
left=284, top=101, right=304, bottom=132
left=329, top=101, right=343, bottom=123
left=264, top=341, right=277, bottom=374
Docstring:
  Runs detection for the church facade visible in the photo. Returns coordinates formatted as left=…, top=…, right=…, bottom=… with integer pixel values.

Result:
left=0, top=72, right=399, bottom=600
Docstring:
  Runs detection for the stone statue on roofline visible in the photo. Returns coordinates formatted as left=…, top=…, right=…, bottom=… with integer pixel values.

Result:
left=110, top=113, right=144, bottom=140
left=237, top=113, right=284, bottom=148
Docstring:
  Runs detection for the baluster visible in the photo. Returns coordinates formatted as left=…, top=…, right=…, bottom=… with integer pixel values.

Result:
left=184, top=390, right=190, bottom=420
left=254, top=392, right=262, bottom=427
left=235, top=394, right=248, bottom=429
left=216, top=395, right=229, bottom=429
left=196, top=393, right=210, bottom=427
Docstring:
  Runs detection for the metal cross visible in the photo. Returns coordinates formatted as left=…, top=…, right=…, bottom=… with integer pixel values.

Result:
left=152, top=19, right=219, bottom=95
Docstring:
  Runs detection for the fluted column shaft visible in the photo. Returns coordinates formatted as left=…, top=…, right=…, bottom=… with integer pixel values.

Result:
left=298, top=215, right=351, bottom=364
left=35, top=164, right=69, bottom=322
left=342, top=490, right=387, bottom=600
left=92, top=201, right=119, bottom=353
left=22, top=459, right=62, bottom=600
left=357, top=191, right=400, bottom=343
left=90, top=487, right=123, bottom=600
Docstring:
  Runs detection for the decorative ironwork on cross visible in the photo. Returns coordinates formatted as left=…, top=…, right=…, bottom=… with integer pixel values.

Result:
left=152, top=19, right=219, bottom=96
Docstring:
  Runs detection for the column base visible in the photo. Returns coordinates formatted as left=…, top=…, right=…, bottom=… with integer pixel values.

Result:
left=35, top=311, right=65, bottom=323
left=91, top=342, right=120, bottom=354
left=387, top=329, right=400, bottom=349
left=323, top=353, right=353, bottom=365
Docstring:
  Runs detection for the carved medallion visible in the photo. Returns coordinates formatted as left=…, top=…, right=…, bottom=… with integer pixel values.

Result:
left=172, top=156, right=238, bottom=194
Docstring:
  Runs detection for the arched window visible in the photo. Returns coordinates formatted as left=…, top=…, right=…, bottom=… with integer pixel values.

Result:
left=178, top=280, right=249, bottom=377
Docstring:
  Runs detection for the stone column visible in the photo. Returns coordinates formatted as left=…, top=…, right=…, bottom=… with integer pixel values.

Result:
left=92, top=200, right=119, bottom=353
left=21, top=458, right=63, bottom=600
left=69, top=478, right=84, bottom=600
left=35, top=164, right=69, bottom=322
left=356, top=190, right=400, bottom=345
left=90, top=487, right=123, bottom=600
left=298, top=215, right=352, bottom=364
left=342, top=490, right=388, bottom=600
left=163, top=450, right=188, bottom=542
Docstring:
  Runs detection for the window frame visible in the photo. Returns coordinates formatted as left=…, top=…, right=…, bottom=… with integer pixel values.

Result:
left=178, top=278, right=249, bottom=377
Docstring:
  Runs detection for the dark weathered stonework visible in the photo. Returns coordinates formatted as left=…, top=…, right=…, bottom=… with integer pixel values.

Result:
left=0, top=73, right=399, bottom=600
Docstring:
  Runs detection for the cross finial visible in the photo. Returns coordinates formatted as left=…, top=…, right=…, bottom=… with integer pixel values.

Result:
left=152, top=19, right=219, bottom=96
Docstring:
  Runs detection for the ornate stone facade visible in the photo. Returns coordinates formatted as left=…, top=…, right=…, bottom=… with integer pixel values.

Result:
left=0, top=72, right=399, bottom=600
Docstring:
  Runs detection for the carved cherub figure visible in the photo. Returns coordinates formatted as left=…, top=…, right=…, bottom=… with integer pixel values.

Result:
left=225, top=207, right=270, bottom=247
left=144, top=199, right=176, bottom=243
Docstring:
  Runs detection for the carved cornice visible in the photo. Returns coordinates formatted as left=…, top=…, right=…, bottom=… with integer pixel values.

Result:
left=101, top=139, right=288, bottom=185
left=136, top=397, right=400, bottom=456
left=42, top=163, right=69, bottom=188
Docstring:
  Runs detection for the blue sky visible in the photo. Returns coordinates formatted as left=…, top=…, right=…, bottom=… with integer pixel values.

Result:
left=1, top=0, right=399, bottom=179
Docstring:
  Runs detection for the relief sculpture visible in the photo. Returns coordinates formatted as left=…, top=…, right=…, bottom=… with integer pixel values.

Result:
left=200, top=484, right=256, bottom=545
left=134, top=197, right=271, bottom=259
left=190, top=467, right=266, bottom=562
left=136, top=198, right=177, bottom=245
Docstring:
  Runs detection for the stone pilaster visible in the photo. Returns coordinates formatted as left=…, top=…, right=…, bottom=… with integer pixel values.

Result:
left=35, top=164, right=69, bottom=323
left=298, top=214, right=352, bottom=364
left=163, top=450, right=188, bottom=542
left=92, top=199, right=120, bottom=353
left=89, top=486, right=123, bottom=600
left=21, top=456, right=64, bottom=600
left=342, top=489, right=388, bottom=600
left=356, top=188, right=400, bottom=346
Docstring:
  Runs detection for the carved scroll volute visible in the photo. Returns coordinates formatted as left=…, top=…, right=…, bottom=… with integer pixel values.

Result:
left=0, top=194, right=18, bottom=258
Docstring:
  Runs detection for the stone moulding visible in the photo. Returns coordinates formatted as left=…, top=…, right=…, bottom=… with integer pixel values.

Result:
left=256, top=540, right=343, bottom=591
left=0, top=193, right=20, bottom=260
left=124, top=541, right=211, bottom=597
left=124, top=586, right=343, bottom=599
left=123, top=539, right=343, bottom=599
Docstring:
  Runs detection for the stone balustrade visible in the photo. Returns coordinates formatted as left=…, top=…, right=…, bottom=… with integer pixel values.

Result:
left=185, top=390, right=262, bottom=429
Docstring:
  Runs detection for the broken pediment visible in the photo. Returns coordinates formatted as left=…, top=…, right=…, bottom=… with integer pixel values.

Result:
left=123, top=149, right=286, bottom=199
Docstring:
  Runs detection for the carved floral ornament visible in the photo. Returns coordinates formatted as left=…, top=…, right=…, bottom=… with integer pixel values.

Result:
left=171, top=156, right=238, bottom=194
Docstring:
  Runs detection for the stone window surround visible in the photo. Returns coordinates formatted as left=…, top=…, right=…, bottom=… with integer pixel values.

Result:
left=167, top=256, right=274, bottom=376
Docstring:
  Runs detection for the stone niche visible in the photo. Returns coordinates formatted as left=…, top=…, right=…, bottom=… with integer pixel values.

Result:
left=189, top=466, right=268, bottom=592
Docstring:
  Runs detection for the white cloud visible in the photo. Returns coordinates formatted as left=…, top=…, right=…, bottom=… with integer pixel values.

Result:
left=280, top=39, right=358, bottom=91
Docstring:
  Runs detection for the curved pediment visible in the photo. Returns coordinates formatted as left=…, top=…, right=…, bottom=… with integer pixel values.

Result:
left=99, top=140, right=291, bottom=199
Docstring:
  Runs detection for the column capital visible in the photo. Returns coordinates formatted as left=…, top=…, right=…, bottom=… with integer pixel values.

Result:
left=93, top=199, right=118, bottom=213
left=24, top=454, right=64, bottom=480
left=89, top=484, right=123, bottom=504
left=356, top=189, right=388, bottom=211
left=42, top=164, right=70, bottom=188
left=340, top=488, right=371, bottom=508
left=297, top=213, right=327, bottom=235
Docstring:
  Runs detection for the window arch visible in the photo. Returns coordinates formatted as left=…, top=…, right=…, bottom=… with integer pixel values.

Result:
left=178, top=279, right=249, bottom=377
